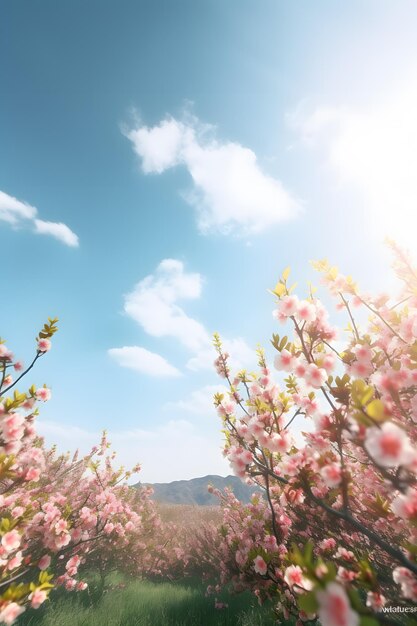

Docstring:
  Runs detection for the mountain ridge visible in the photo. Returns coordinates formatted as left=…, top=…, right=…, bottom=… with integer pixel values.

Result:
left=135, top=474, right=261, bottom=506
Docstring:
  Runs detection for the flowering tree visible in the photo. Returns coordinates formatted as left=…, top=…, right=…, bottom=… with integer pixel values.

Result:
left=212, top=244, right=417, bottom=625
left=0, top=321, right=160, bottom=625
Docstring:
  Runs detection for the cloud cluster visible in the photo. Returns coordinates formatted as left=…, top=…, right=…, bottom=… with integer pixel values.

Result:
left=0, top=190, right=79, bottom=247
left=126, top=115, right=299, bottom=236
left=109, top=258, right=254, bottom=377
left=124, top=258, right=207, bottom=351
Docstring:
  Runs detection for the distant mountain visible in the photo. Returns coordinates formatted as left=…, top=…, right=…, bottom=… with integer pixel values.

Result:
left=136, top=475, right=261, bottom=506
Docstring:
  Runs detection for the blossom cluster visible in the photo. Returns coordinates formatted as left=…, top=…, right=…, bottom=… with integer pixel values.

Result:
left=0, top=321, right=166, bottom=624
left=210, top=247, right=417, bottom=624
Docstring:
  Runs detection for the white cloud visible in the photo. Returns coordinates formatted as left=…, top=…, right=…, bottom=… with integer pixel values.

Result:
left=289, top=75, right=417, bottom=248
left=126, top=114, right=299, bottom=235
left=34, top=219, right=79, bottom=247
left=37, top=418, right=230, bottom=483
left=0, top=190, right=79, bottom=247
left=108, top=346, right=181, bottom=377
left=165, top=384, right=227, bottom=416
left=129, top=118, right=184, bottom=174
left=118, top=259, right=254, bottom=377
left=0, top=190, right=37, bottom=224
left=124, top=258, right=209, bottom=351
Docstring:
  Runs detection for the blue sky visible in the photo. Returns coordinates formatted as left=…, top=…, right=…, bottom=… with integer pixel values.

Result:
left=2, top=1, right=417, bottom=481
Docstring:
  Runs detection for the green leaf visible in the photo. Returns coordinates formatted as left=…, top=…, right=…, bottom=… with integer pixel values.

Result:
left=297, top=591, right=318, bottom=614
left=366, top=399, right=386, bottom=421
left=273, top=282, right=286, bottom=297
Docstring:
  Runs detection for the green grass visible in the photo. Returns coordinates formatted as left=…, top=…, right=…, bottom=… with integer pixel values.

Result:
left=20, top=577, right=279, bottom=626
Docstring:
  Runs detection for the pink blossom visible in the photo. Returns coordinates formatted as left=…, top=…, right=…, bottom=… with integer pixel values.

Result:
left=321, top=354, right=335, bottom=373
left=38, top=554, right=51, bottom=570
left=35, top=387, right=51, bottom=402
left=284, top=565, right=312, bottom=592
left=25, top=467, right=41, bottom=482
left=296, top=300, right=316, bottom=324
left=317, top=582, right=359, bottom=626
left=277, top=295, right=299, bottom=317
left=29, top=589, right=48, bottom=609
left=0, top=345, right=12, bottom=359
left=37, top=338, right=51, bottom=352
left=77, top=581, right=88, bottom=591
left=349, top=360, right=373, bottom=378
left=253, top=555, right=267, bottom=575
left=393, top=567, right=417, bottom=601
left=321, top=463, right=342, bottom=487
left=7, top=551, right=23, bottom=571
left=268, top=432, right=292, bottom=454
left=319, top=538, right=336, bottom=551
left=391, top=488, right=417, bottom=521
left=366, top=591, right=386, bottom=610
left=0, top=602, right=25, bottom=625
left=305, top=363, right=327, bottom=388
left=1, top=530, right=21, bottom=553
left=1, top=414, right=25, bottom=442
left=54, top=519, right=68, bottom=534
left=365, top=422, right=414, bottom=467
left=274, top=349, right=295, bottom=372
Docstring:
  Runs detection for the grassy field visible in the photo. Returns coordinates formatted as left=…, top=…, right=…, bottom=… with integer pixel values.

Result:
left=20, top=577, right=279, bottom=626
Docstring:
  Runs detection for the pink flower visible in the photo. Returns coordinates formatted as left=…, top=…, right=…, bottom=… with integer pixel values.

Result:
left=66, top=555, right=81, bottom=573
left=0, top=345, right=12, bottom=359
left=319, top=538, right=336, bottom=552
left=253, top=555, right=267, bottom=575
left=296, top=300, right=316, bottom=324
left=365, top=422, right=414, bottom=467
left=1, top=414, right=25, bottom=442
left=284, top=565, right=312, bottom=592
left=393, top=567, right=417, bottom=601
left=38, top=554, right=51, bottom=570
left=321, top=354, right=335, bottom=373
left=317, top=582, right=359, bottom=626
left=35, top=387, right=52, bottom=402
left=25, top=467, right=41, bottom=482
left=76, top=581, right=88, bottom=591
left=305, top=363, right=327, bottom=388
left=268, top=432, right=292, bottom=454
left=0, top=602, right=25, bottom=625
left=1, top=530, right=21, bottom=553
left=37, top=338, right=51, bottom=352
left=29, top=589, right=48, bottom=609
left=54, top=519, right=68, bottom=534
left=366, top=591, right=386, bottom=610
left=7, top=551, right=23, bottom=571
left=277, top=295, right=299, bottom=317
left=391, top=488, right=417, bottom=521
left=104, top=522, right=115, bottom=535
left=321, top=463, right=342, bottom=487
left=274, top=349, right=295, bottom=372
